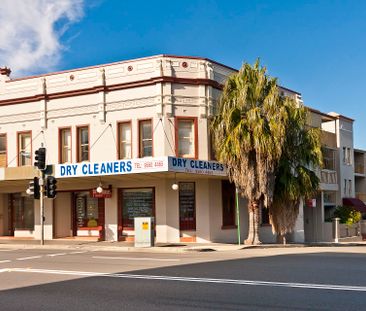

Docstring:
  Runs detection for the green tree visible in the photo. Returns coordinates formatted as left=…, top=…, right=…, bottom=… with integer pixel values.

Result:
left=270, top=102, right=322, bottom=243
left=211, top=60, right=289, bottom=245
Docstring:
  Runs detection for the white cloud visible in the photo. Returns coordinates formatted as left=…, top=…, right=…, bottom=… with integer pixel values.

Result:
left=0, top=0, right=84, bottom=77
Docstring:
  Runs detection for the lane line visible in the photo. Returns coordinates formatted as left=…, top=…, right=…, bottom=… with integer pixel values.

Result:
left=7, top=268, right=366, bottom=292
left=69, top=251, right=88, bottom=255
left=92, top=256, right=180, bottom=262
left=0, top=249, right=18, bottom=252
left=0, top=260, right=11, bottom=264
left=46, top=253, right=67, bottom=257
left=16, top=256, right=42, bottom=261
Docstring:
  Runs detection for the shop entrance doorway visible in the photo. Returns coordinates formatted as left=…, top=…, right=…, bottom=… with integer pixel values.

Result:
left=179, top=182, right=196, bottom=242
left=72, top=191, right=105, bottom=240
left=8, top=193, right=34, bottom=237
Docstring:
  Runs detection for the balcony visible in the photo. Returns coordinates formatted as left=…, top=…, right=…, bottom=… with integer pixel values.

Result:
left=320, top=169, right=338, bottom=191
left=321, top=169, right=337, bottom=184
left=354, top=163, right=365, bottom=175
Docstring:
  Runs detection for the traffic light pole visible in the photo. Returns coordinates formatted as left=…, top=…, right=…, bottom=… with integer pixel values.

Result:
left=39, top=171, right=45, bottom=246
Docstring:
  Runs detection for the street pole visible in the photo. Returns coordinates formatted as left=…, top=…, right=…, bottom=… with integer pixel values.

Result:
left=236, top=187, right=241, bottom=245
left=39, top=172, right=45, bottom=246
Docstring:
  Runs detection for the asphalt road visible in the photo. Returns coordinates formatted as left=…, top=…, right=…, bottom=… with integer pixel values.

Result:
left=0, top=246, right=366, bottom=310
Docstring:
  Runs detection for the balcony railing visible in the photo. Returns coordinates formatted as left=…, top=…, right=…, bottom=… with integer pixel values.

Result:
left=354, top=163, right=365, bottom=174
left=320, top=169, right=337, bottom=184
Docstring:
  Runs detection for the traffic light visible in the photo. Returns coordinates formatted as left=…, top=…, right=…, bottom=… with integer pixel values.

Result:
left=34, top=147, right=46, bottom=170
left=26, top=177, right=40, bottom=199
left=46, top=175, right=57, bottom=199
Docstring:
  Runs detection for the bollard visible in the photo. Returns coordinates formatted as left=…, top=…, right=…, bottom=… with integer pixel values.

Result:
left=333, top=217, right=340, bottom=243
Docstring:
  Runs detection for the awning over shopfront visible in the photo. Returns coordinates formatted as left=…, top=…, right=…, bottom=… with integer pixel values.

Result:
left=55, top=156, right=227, bottom=179
left=342, top=198, right=366, bottom=212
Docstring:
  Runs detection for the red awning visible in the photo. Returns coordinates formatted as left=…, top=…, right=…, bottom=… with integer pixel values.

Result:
left=342, top=198, right=366, bottom=212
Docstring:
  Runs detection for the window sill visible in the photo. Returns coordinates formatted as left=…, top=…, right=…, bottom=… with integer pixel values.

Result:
left=221, top=225, right=237, bottom=230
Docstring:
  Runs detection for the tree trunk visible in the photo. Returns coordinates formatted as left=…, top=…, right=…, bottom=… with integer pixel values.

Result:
left=276, top=234, right=287, bottom=245
left=245, top=200, right=261, bottom=245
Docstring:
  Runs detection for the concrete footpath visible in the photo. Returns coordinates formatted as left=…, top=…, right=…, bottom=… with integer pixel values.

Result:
left=0, top=238, right=365, bottom=253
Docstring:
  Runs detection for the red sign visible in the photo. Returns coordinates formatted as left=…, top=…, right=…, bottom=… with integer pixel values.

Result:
left=90, top=188, right=112, bottom=198
left=306, top=198, right=316, bottom=208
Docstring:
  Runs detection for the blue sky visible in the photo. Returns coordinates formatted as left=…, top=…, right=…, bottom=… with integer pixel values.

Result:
left=1, top=0, right=365, bottom=147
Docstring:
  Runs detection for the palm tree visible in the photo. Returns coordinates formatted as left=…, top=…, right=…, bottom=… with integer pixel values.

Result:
left=270, top=101, right=322, bottom=243
left=211, top=60, right=289, bottom=245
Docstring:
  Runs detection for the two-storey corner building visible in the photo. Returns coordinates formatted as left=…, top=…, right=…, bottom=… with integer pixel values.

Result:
left=0, top=54, right=361, bottom=244
left=0, top=55, right=247, bottom=243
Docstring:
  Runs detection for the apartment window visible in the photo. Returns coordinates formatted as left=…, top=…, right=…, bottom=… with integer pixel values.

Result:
left=176, top=118, right=196, bottom=158
left=77, top=126, right=89, bottom=162
left=139, top=120, right=152, bottom=157
left=18, top=132, right=31, bottom=166
left=0, top=134, right=6, bottom=167
left=60, top=128, right=71, bottom=163
left=343, top=147, right=352, bottom=165
left=222, top=181, right=236, bottom=227
left=118, top=122, right=132, bottom=159
left=349, top=179, right=352, bottom=196
left=344, top=179, right=347, bottom=196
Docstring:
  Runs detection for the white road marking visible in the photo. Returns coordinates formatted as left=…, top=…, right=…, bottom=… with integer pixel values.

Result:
left=69, top=251, right=88, bottom=255
left=92, top=256, right=180, bottom=262
left=6, top=268, right=366, bottom=292
left=16, top=256, right=42, bottom=261
left=46, top=253, right=67, bottom=257
left=0, top=249, right=18, bottom=252
left=0, top=260, right=11, bottom=264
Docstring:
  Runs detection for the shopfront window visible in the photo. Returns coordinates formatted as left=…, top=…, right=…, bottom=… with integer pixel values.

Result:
left=11, top=193, right=34, bottom=230
left=75, top=192, right=99, bottom=228
left=18, top=132, right=31, bottom=166
left=0, top=134, right=6, bottom=167
left=120, top=188, right=154, bottom=229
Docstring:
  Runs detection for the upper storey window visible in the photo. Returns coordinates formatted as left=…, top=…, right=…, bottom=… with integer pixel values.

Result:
left=343, top=147, right=352, bottom=165
left=176, top=118, right=197, bottom=158
left=0, top=134, right=6, bottom=167
left=77, top=126, right=89, bottom=162
left=139, top=120, right=152, bottom=157
left=118, top=122, right=132, bottom=159
left=60, top=128, right=72, bottom=163
left=18, top=132, right=31, bottom=166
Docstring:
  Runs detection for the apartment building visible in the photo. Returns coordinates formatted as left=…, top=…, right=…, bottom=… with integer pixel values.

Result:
left=0, top=55, right=361, bottom=244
